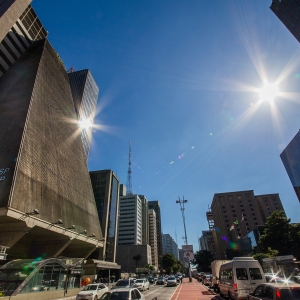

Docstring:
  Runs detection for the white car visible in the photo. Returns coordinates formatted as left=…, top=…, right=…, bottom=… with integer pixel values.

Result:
left=76, top=283, right=108, bottom=300
left=134, top=278, right=150, bottom=291
left=99, top=287, right=145, bottom=300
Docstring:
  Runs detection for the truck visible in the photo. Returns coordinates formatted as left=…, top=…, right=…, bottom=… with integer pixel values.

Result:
left=210, top=260, right=230, bottom=292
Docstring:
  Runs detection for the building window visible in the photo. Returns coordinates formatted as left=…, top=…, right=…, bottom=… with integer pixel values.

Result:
left=252, top=213, right=255, bottom=216
left=255, top=222, right=258, bottom=225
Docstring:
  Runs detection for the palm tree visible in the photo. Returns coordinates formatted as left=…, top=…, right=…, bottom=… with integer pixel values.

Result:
left=132, top=254, right=141, bottom=268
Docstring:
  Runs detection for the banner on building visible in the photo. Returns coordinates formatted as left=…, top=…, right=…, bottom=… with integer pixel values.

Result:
left=182, top=245, right=194, bottom=268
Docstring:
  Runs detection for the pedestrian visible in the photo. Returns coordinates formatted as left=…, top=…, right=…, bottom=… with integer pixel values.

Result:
left=180, top=276, right=183, bottom=284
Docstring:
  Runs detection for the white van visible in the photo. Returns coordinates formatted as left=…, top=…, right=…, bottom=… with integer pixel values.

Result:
left=218, top=257, right=265, bottom=300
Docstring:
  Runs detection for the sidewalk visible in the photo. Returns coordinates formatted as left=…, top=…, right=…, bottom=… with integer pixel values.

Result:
left=170, top=278, right=217, bottom=300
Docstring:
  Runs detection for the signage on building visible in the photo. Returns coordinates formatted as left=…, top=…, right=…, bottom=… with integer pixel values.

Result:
left=182, top=245, right=194, bottom=267
left=0, top=168, right=10, bottom=182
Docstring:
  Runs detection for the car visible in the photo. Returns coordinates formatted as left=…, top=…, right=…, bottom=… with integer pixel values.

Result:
left=247, top=282, right=300, bottom=300
left=110, top=279, right=135, bottom=290
left=203, top=274, right=212, bottom=286
left=134, top=278, right=150, bottom=291
left=290, top=276, right=300, bottom=284
left=174, top=275, right=181, bottom=283
left=76, top=283, right=108, bottom=300
left=99, top=287, right=145, bottom=300
left=156, top=277, right=166, bottom=285
left=166, top=276, right=178, bottom=287
left=148, top=277, right=156, bottom=284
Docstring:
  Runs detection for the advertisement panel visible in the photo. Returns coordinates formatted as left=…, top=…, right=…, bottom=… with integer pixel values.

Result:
left=182, top=245, right=194, bottom=267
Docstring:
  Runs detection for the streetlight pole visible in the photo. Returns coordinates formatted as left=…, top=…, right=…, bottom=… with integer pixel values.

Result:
left=176, top=196, right=192, bottom=281
left=176, top=196, right=188, bottom=245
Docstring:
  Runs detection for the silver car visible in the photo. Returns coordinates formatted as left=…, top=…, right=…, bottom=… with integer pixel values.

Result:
left=134, top=278, right=150, bottom=291
left=166, top=276, right=178, bottom=287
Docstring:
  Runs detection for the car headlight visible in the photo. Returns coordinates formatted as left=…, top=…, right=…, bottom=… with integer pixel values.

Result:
left=85, top=293, right=93, bottom=296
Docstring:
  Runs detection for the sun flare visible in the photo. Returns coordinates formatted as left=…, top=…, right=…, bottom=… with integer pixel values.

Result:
left=258, top=82, right=280, bottom=102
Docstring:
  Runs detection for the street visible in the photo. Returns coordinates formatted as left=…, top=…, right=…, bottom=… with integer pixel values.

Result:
left=52, top=278, right=218, bottom=300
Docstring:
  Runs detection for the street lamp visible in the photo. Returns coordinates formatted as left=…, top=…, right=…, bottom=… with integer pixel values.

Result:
left=176, top=196, right=192, bottom=281
left=176, top=197, right=188, bottom=245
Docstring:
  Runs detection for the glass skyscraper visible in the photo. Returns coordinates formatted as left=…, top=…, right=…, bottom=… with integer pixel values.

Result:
left=68, top=69, right=99, bottom=160
left=89, top=170, right=120, bottom=262
left=280, top=130, right=300, bottom=202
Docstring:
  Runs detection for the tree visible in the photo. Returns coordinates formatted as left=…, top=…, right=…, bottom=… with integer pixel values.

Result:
left=259, top=210, right=292, bottom=255
left=133, top=255, right=141, bottom=268
left=253, top=248, right=279, bottom=265
left=290, top=224, right=300, bottom=259
left=193, top=250, right=214, bottom=272
left=161, top=253, right=177, bottom=274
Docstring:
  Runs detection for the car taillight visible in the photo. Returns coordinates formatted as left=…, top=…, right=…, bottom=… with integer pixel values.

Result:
left=276, top=288, right=281, bottom=299
left=234, top=283, right=237, bottom=291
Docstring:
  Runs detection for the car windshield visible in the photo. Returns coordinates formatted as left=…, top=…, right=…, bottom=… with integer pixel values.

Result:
left=115, top=280, right=129, bottom=286
left=136, top=279, right=143, bottom=283
left=83, top=285, right=97, bottom=290
left=100, top=291, right=130, bottom=300
left=168, top=277, right=175, bottom=280
left=158, top=277, right=164, bottom=280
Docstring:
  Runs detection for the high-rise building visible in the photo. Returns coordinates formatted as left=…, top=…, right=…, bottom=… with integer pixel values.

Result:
left=117, top=194, right=143, bottom=245
left=270, top=0, right=300, bottom=43
left=0, top=0, right=103, bottom=260
left=68, top=69, right=99, bottom=160
left=148, top=208, right=158, bottom=268
left=209, top=190, right=285, bottom=259
left=0, top=1, right=47, bottom=78
left=148, top=200, right=163, bottom=266
left=199, top=230, right=217, bottom=258
left=256, top=194, right=285, bottom=223
left=162, top=233, right=179, bottom=259
left=280, top=130, right=300, bottom=202
left=89, top=170, right=120, bottom=262
left=139, top=194, right=149, bottom=245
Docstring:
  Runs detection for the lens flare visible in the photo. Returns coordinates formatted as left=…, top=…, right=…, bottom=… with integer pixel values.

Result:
left=258, top=82, right=280, bottom=102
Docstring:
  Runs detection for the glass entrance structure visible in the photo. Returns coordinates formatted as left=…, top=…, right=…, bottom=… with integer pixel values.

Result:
left=0, top=258, right=83, bottom=296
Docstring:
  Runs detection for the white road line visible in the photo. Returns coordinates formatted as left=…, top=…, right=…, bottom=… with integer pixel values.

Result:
left=173, top=284, right=183, bottom=300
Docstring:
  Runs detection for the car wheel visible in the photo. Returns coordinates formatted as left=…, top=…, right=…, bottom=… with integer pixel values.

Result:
left=148, top=285, right=150, bottom=290
left=228, top=292, right=233, bottom=300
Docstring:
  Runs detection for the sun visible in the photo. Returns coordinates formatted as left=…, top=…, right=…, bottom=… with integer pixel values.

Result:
left=78, top=118, right=92, bottom=129
left=258, top=82, right=280, bottom=102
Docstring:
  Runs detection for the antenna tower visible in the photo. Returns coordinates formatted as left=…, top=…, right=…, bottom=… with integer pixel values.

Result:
left=126, top=141, right=133, bottom=195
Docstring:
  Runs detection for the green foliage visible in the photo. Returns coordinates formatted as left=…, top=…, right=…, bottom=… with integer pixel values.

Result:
left=194, top=250, right=214, bottom=272
left=161, top=253, right=177, bottom=274
left=0, top=292, right=4, bottom=297
left=253, top=248, right=279, bottom=265
left=259, top=210, right=291, bottom=255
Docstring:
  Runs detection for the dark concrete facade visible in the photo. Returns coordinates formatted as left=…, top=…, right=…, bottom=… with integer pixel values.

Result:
left=280, top=130, right=300, bottom=203
left=270, top=0, right=300, bottom=44
left=0, top=38, right=103, bottom=259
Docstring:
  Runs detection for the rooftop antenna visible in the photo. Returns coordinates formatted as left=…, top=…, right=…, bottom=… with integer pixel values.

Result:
left=126, top=140, right=133, bottom=195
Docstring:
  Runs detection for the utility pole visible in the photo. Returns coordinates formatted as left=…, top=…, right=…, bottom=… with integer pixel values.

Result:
left=176, top=196, right=188, bottom=245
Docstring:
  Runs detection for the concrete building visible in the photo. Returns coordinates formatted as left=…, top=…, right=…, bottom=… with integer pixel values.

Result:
left=270, top=0, right=300, bottom=44
left=139, top=194, right=149, bottom=245
left=148, top=209, right=158, bottom=268
left=68, top=69, right=99, bottom=160
left=117, top=194, right=143, bottom=245
left=208, top=190, right=285, bottom=259
left=280, top=130, right=300, bottom=203
left=116, top=244, right=152, bottom=274
left=0, top=1, right=47, bottom=78
left=89, top=170, right=121, bottom=262
left=256, top=194, right=285, bottom=223
left=199, top=230, right=217, bottom=259
left=148, top=200, right=163, bottom=266
left=162, top=234, right=179, bottom=259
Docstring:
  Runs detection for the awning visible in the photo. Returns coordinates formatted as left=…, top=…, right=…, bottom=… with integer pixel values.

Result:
left=86, top=259, right=121, bottom=269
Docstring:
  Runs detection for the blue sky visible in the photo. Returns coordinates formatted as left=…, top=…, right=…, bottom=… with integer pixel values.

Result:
left=34, top=0, right=300, bottom=252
